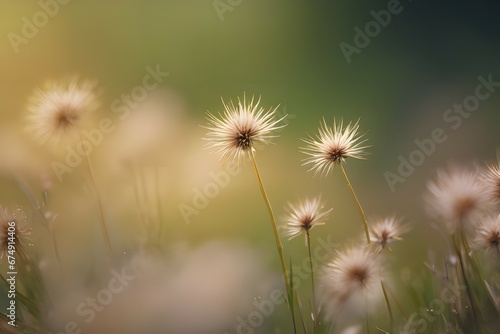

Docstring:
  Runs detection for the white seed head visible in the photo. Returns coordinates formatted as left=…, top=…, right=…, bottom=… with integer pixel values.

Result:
left=474, top=214, right=500, bottom=257
left=282, top=196, right=332, bottom=244
left=0, top=206, right=31, bottom=258
left=425, top=166, right=493, bottom=232
left=319, top=246, right=379, bottom=320
left=203, top=95, right=286, bottom=164
left=27, top=79, right=99, bottom=144
left=369, top=216, right=407, bottom=252
left=482, top=162, right=500, bottom=205
left=301, top=118, right=368, bottom=176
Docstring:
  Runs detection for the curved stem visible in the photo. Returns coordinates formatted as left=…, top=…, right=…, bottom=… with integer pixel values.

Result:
left=452, top=229, right=478, bottom=321
left=155, top=165, right=165, bottom=240
left=80, top=134, right=112, bottom=253
left=48, top=224, right=62, bottom=272
left=307, top=231, right=317, bottom=333
left=380, top=278, right=394, bottom=330
left=248, top=150, right=296, bottom=332
left=340, top=164, right=370, bottom=244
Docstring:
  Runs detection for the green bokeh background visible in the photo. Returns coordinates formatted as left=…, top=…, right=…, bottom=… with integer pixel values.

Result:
left=0, top=0, right=499, bottom=328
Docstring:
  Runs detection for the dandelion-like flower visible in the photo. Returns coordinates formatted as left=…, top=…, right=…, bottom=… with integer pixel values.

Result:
left=283, top=197, right=332, bottom=243
left=319, top=247, right=379, bottom=320
left=369, top=216, right=406, bottom=252
left=0, top=206, right=31, bottom=258
left=27, top=79, right=99, bottom=143
left=425, top=167, right=493, bottom=231
left=482, top=162, right=500, bottom=204
left=301, top=118, right=368, bottom=176
left=475, top=214, right=500, bottom=256
left=203, top=96, right=286, bottom=164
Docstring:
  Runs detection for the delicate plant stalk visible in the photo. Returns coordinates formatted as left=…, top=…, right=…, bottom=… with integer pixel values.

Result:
left=0, top=274, right=40, bottom=318
left=296, top=289, right=310, bottom=334
left=380, top=279, right=394, bottom=329
left=79, top=134, right=112, bottom=253
left=385, top=283, right=408, bottom=319
left=306, top=231, right=317, bottom=333
left=131, top=165, right=147, bottom=228
left=18, top=247, right=53, bottom=304
left=452, top=229, right=478, bottom=322
left=41, top=189, right=62, bottom=272
left=340, top=164, right=370, bottom=244
left=248, top=150, right=297, bottom=332
left=139, top=166, right=152, bottom=227
left=48, top=224, right=62, bottom=272
left=155, top=165, right=165, bottom=240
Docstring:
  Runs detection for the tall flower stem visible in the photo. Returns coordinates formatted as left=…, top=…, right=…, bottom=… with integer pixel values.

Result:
left=452, top=229, right=478, bottom=322
left=340, top=163, right=370, bottom=244
left=41, top=189, right=62, bottom=272
left=248, top=150, right=296, bottom=332
left=48, top=224, right=62, bottom=272
left=306, top=231, right=317, bottom=333
left=155, top=165, right=165, bottom=240
left=380, top=278, right=394, bottom=329
left=18, top=247, right=53, bottom=304
left=80, top=134, right=112, bottom=253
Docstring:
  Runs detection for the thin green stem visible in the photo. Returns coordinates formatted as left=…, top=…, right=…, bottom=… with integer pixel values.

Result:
left=452, top=230, right=478, bottom=322
left=155, top=165, right=165, bottom=240
left=307, top=231, right=317, bottom=333
left=385, top=283, right=409, bottom=319
left=339, top=164, right=370, bottom=244
left=48, top=224, right=62, bottom=272
left=41, top=189, right=62, bottom=272
left=380, top=278, right=394, bottom=330
left=80, top=134, right=112, bottom=253
left=248, top=150, right=296, bottom=333
left=18, top=247, right=53, bottom=305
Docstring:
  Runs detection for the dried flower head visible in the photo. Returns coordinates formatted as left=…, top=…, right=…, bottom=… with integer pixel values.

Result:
left=369, top=216, right=406, bottom=252
left=425, top=167, right=493, bottom=231
left=301, top=118, right=368, bottom=176
left=0, top=206, right=31, bottom=258
left=482, top=162, right=500, bottom=205
left=283, top=197, right=332, bottom=244
left=475, top=214, right=500, bottom=256
left=27, top=79, right=99, bottom=143
left=203, top=96, right=286, bottom=164
left=319, top=246, right=379, bottom=320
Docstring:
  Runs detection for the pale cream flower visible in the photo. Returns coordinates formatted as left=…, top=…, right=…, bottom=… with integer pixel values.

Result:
left=319, top=246, right=379, bottom=320
left=203, top=96, right=286, bottom=164
left=283, top=196, right=332, bottom=244
left=369, top=216, right=406, bottom=252
left=425, top=167, right=493, bottom=231
left=27, top=79, right=99, bottom=143
left=475, top=214, right=500, bottom=256
left=302, top=118, right=368, bottom=176
left=482, top=162, right=500, bottom=205
left=0, top=206, right=31, bottom=258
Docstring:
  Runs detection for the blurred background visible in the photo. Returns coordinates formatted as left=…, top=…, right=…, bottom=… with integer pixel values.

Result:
left=1, top=0, right=500, bottom=333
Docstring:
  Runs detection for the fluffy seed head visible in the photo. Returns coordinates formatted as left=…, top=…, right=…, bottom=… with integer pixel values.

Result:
left=301, top=118, right=368, bottom=176
left=0, top=206, right=31, bottom=258
left=482, top=162, right=500, bottom=205
left=425, top=167, right=493, bottom=231
left=203, top=96, right=286, bottom=164
left=475, top=214, right=500, bottom=256
left=369, top=216, right=406, bottom=252
left=319, top=246, right=379, bottom=320
left=27, top=79, right=99, bottom=143
left=283, top=197, right=332, bottom=244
